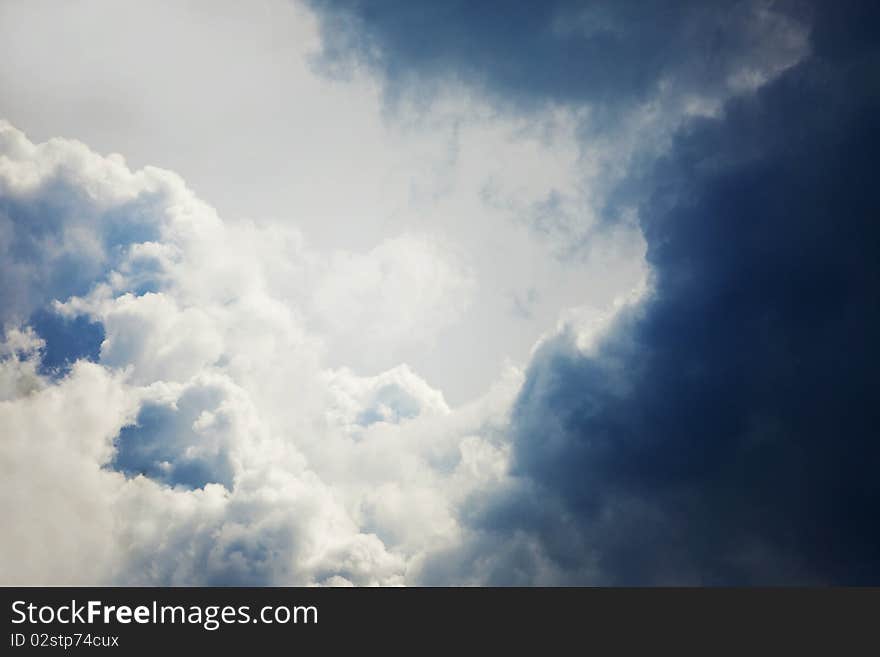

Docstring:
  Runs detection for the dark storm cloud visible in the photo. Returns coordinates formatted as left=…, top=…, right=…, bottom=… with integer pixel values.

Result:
left=428, top=1, right=880, bottom=584
left=308, top=0, right=808, bottom=114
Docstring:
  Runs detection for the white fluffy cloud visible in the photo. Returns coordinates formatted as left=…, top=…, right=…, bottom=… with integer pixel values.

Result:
left=0, top=120, right=519, bottom=585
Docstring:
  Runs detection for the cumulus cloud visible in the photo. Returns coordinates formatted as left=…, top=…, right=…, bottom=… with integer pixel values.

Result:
left=0, top=119, right=519, bottom=585
left=0, top=359, right=136, bottom=584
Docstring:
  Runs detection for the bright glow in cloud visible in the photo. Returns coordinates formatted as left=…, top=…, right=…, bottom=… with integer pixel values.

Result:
left=0, top=119, right=522, bottom=584
left=0, top=0, right=656, bottom=402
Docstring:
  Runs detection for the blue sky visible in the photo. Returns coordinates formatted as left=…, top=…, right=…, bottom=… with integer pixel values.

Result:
left=0, top=0, right=878, bottom=585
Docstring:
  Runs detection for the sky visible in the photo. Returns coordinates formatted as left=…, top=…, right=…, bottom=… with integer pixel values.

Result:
left=0, top=0, right=877, bottom=585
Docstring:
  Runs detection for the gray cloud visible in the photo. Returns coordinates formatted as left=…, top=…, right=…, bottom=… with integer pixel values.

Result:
left=308, top=0, right=808, bottom=115
left=428, top=1, right=880, bottom=585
